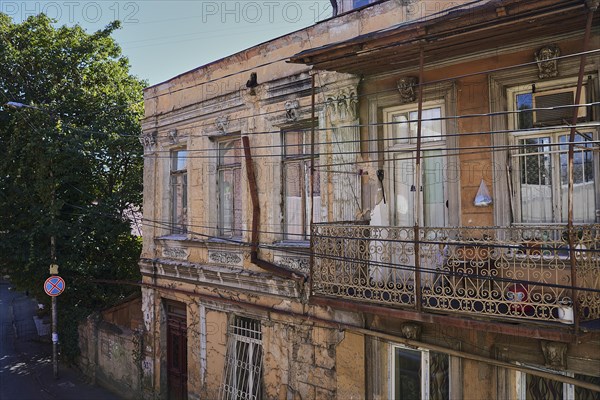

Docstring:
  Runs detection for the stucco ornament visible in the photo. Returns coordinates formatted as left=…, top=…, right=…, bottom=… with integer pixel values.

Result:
left=139, top=131, right=156, bottom=148
left=400, top=322, right=422, bottom=340
left=535, top=45, right=560, bottom=79
left=215, top=115, right=230, bottom=134
left=397, top=76, right=419, bottom=103
left=326, top=88, right=358, bottom=122
left=168, top=129, right=177, bottom=144
left=285, top=99, right=300, bottom=122
left=209, top=251, right=242, bottom=265
left=541, top=341, right=568, bottom=369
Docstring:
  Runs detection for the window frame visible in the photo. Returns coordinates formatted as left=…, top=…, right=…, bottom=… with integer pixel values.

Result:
left=169, top=149, right=188, bottom=235
left=389, top=344, right=451, bottom=400
left=281, top=126, right=320, bottom=241
left=383, top=99, right=449, bottom=228
left=217, top=138, right=243, bottom=238
left=507, top=78, right=599, bottom=224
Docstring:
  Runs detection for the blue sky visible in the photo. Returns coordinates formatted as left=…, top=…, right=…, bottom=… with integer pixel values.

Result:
left=2, top=1, right=333, bottom=85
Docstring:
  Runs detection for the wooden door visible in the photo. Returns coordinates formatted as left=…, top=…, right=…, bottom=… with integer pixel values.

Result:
left=167, top=304, right=187, bottom=400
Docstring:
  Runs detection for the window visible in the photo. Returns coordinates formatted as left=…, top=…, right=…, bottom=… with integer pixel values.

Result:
left=170, top=150, right=187, bottom=234
left=391, top=345, right=450, bottom=400
left=510, top=82, right=597, bottom=223
left=517, top=370, right=600, bottom=400
left=218, top=139, right=242, bottom=237
left=353, top=0, right=373, bottom=8
left=384, top=102, right=447, bottom=227
left=282, top=129, right=321, bottom=240
left=220, top=316, right=263, bottom=400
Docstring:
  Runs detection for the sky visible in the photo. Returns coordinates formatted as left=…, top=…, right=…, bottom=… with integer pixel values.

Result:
left=1, top=0, right=333, bottom=85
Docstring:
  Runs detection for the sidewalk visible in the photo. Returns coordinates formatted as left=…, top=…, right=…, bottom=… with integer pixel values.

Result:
left=10, top=290, right=122, bottom=400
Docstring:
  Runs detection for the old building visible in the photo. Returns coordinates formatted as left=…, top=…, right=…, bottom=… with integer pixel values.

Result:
left=139, top=0, right=600, bottom=399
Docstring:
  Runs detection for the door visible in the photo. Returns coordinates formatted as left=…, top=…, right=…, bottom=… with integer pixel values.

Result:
left=167, top=303, right=187, bottom=400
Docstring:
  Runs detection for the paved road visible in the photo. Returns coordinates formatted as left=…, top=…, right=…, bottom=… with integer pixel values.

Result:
left=0, top=281, right=121, bottom=400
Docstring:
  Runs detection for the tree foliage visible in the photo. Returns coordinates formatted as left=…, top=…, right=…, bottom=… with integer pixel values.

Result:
left=0, top=14, right=145, bottom=360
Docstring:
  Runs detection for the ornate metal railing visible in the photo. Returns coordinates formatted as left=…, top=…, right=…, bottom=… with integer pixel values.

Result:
left=311, top=224, right=600, bottom=324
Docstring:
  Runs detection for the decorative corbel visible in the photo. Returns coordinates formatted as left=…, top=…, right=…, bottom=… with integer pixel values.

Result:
left=400, top=322, right=422, bottom=340
left=540, top=341, right=568, bottom=369
left=285, top=99, right=300, bottom=122
left=397, top=76, right=419, bottom=104
left=215, top=115, right=230, bottom=134
left=168, top=129, right=178, bottom=144
left=535, top=45, right=560, bottom=79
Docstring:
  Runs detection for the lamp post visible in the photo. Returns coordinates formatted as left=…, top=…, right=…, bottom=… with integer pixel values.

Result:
left=5, top=101, right=60, bottom=379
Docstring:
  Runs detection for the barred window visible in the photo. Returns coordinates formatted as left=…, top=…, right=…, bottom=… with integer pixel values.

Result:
left=220, top=316, right=263, bottom=400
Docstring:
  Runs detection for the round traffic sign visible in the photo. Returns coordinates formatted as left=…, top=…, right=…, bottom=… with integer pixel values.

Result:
left=44, top=276, right=65, bottom=297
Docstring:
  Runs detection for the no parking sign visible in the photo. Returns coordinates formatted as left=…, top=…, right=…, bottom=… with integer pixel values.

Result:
left=44, top=276, right=65, bottom=297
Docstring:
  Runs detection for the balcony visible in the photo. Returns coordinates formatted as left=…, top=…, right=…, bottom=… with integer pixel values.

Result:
left=311, top=224, right=600, bottom=325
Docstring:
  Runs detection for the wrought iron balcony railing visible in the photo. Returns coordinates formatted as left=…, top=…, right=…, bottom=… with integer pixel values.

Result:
left=311, top=224, right=600, bottom=324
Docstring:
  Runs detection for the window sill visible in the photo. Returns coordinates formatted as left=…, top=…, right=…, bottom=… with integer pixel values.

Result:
left=271, top=240, right=311, bottom=249
left=207, top=236, right=244, bottom=245
left=157, top=234, right=188, bottom=241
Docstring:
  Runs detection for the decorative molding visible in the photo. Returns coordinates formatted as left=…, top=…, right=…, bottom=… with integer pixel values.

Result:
left=274, top=255, right=309, bottom=274
left=535, top=44, right=560, bottom=79
left=138, top=258, right=302, bottom=299
left=397, top=76, right=419, bottom=104
left=215, top=115, right=230, bottom=134
left=284, top=99, right=300, bottom=122
left=541, top=341, right=568, bottom=369
left=326, top=88, right=358, bottom=122
left=400, top=322, right=422, bottom=340
left=161, top=246, right=189, bottom=261
left=208, top=250, right=242, bottom=266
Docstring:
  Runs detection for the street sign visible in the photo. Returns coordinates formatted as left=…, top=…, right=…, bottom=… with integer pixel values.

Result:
left=44, top=276, right=65, bottom=297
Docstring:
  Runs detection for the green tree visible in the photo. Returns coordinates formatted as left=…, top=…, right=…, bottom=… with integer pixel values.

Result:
left=0, top=14, right=145, bottom=360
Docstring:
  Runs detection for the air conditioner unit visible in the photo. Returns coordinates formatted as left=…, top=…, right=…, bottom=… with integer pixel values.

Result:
left=533, top=87, right=587, bottom=126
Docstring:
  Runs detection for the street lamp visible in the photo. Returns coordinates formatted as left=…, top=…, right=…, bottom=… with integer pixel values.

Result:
left=5, top=101, right=60, bottom=380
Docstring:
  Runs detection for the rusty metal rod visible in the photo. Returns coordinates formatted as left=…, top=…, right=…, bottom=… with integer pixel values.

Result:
left=567, top=3, right=596, bottom=337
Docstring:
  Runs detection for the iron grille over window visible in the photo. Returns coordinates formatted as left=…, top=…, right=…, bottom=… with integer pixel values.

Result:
left=220, top=316, right=263, bottom=400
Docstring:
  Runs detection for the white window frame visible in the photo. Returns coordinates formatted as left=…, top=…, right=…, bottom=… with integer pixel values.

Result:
left=383, top=99, right=449, bottom=228
left=507, top=77, right=599, bottom=224
left=389, top=344, right=451, bottom=400
left=516, top=369, right=575, bottom=400
left=170, top=149, right=187, bottom=234
left=217, top=138, right=242, bottom=238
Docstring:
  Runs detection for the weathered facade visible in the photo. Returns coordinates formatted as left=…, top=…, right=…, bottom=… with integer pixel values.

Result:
left=140, top=0, right=600, bottom=399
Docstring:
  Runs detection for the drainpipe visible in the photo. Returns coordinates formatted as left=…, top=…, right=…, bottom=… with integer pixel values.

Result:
left=241, top=135, right=306, bottom=282
left=567, top=0, right=597, bottom=337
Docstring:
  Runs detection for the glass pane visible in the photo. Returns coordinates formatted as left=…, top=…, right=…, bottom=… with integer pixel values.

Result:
left=516, top=93, right=533, bottom=129
left=220, top=169, right=234, bottom=235
left=219, top=139, right=241, bottom=165
left=559, top=134, right=595, bottom=222
left=284, top=162, right=303, bottom=239
left=394, top=156, right=415, bottom=226
left=519, top=138, right=553, bottom=223
left=233, top=167, right=242, bottom=236
left=285, top=131, right=304, bottom=156
left=429, top=352, right=449, bottom=400
left=392, top=113, right=410, bottom=145
left=310, top=160, right=321, bottom=236
left=525, top=375, right=562, bottom=400
left=394, top=347, right=421, bottom=400
left=574, top=374, right=600, bottom=400
left=423, top=151, right=445, bottom=227
left=409, top=107, right=442, bottom=142
left=172, top=150, right=187, bottom=171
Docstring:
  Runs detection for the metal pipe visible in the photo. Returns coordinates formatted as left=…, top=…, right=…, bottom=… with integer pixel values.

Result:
left=567, top=3, right=596, bottom=337
left=414, top=47, right=425, bottom=311
left=50, top=235, right=58, bottom=380
left=309, top=73, right=317, bottom=295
